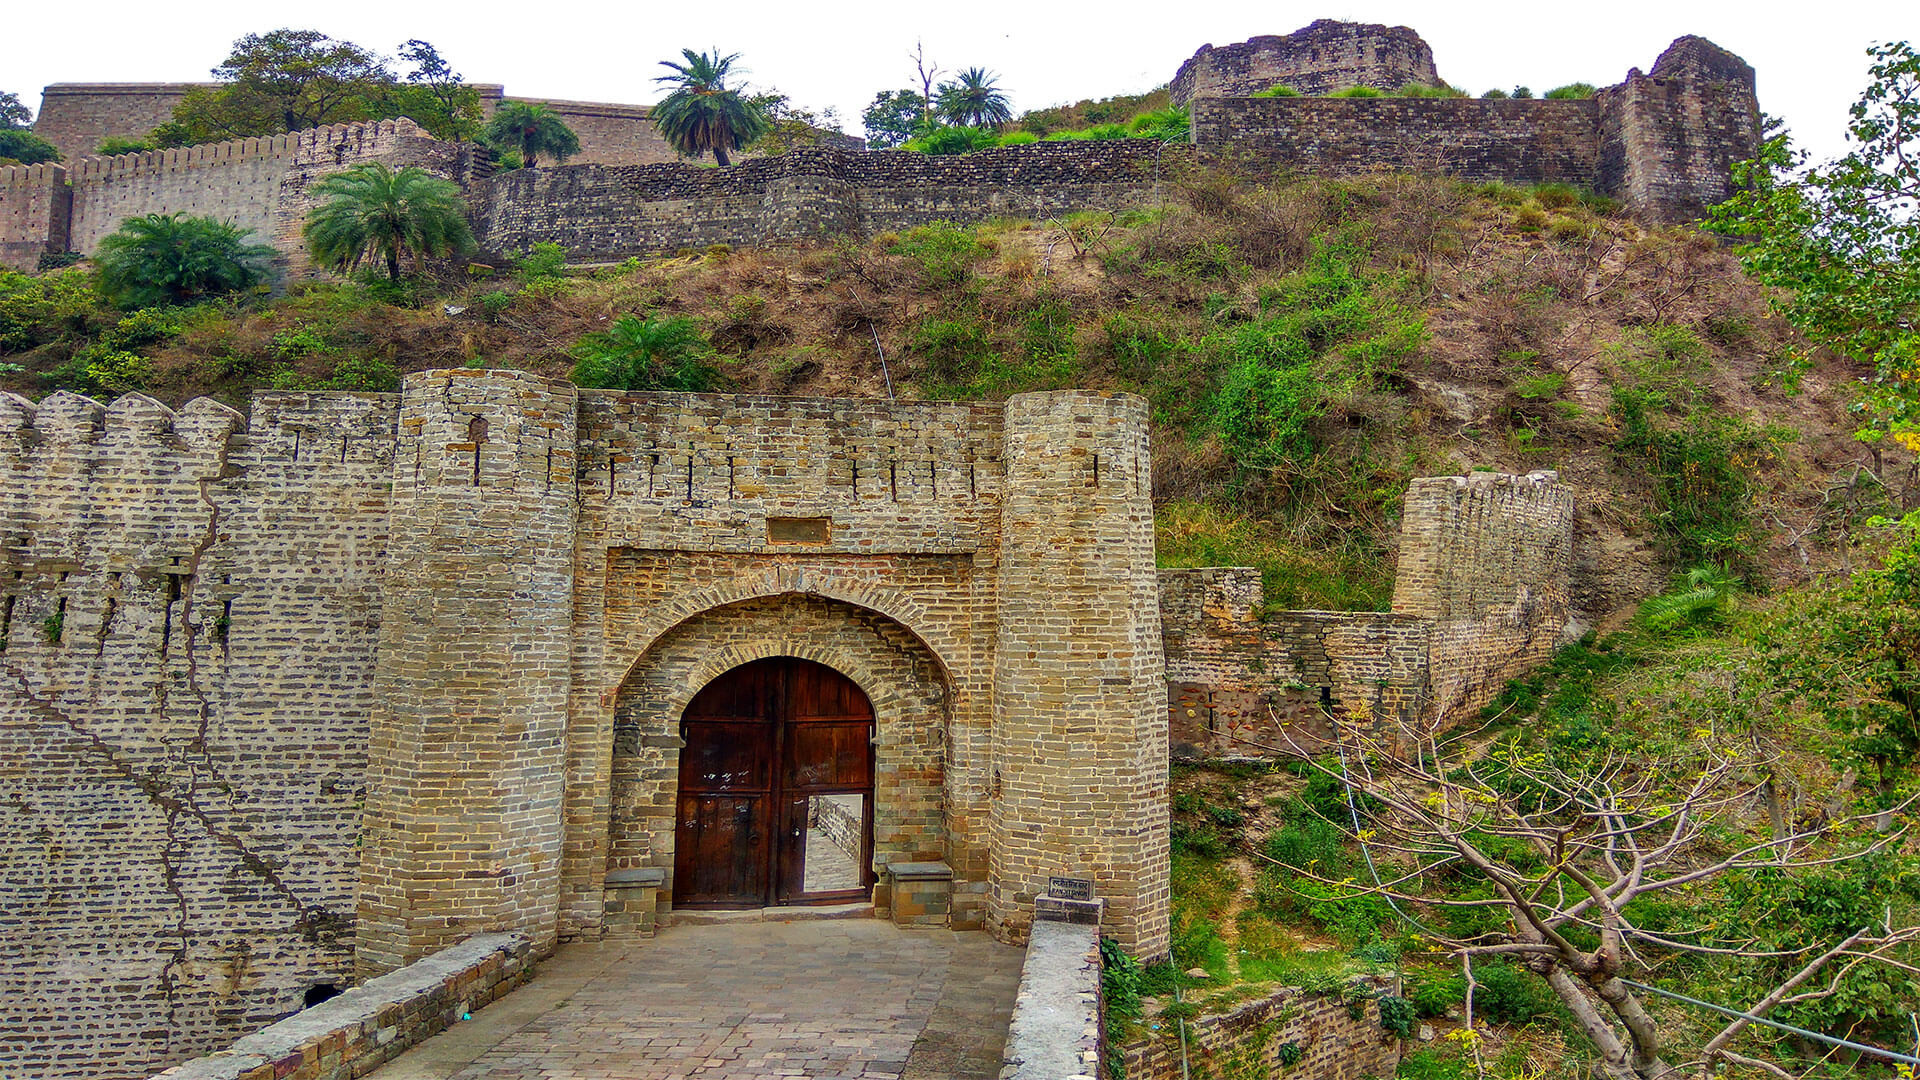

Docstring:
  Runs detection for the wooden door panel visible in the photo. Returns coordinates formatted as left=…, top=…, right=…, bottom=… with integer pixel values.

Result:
left=679, top=719, right=772, bottom=792
left=674, top=794, right=768, bottom=906
left=783, top=721, right=873, bottom=790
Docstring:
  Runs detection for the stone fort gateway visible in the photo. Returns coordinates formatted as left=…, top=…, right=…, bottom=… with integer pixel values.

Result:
left=0, top=20, right=1729, bottom=1080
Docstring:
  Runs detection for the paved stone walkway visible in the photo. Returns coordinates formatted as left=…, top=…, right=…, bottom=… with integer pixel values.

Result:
left=367, top=919, right=1024, bottom=1080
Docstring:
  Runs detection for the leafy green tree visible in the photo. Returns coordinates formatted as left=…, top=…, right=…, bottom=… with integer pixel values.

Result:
left=156, top=29, right=397, bottom=145
left=1708, top=41, right=1920, bottom=454
left=485, top=102, right=581, bottom=167
left=393, top=39, right=483, bottom=141
left=743, top=91, right=844, bottom=155
left=302, top=163, right=472, bottom=282
left=570, top=314, right=720, bottom=391
left=935, top=68, right=1011, bottom=129
left=0, top=130, right=60, bottom=165
left=651, top=49, right=768, bottom=166
left=861, top=90, right=926, bottom=149
left=0, top=91, right=31, bottom=129
left=93, top=213, right=274, bottom=308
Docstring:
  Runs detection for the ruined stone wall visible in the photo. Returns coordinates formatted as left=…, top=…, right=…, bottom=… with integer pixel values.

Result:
left=1172, top=19, right=1441, bottom=103
left=1595, top=37, right=1762, bottom=223
left=0, top=388, right=399, bottom=1080
left=1191, top=97, right=1603, bottom=187
left=1121, top=982, right=1400, bottom=1080
left=31, top=82, right=214, bottom=162
left=1160, top=472, right=1575, bottom=757
left=0, top=163, right=71, bottom=271
left=470, top=141, right=1184, bottom=259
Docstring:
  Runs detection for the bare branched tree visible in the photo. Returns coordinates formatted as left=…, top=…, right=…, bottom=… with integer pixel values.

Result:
left=910, top=40, right=942, bottom=127
left=1258, top=715, right=1919, bottom=1080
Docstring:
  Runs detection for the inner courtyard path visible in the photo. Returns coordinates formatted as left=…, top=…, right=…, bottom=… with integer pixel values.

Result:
left=365, top=918, right=1024, bottom=1080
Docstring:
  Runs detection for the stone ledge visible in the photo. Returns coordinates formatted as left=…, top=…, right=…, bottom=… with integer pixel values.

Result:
left=605, top=867, right=667, bottom=887
left=1002, top=920, right=1103, bottom=1080
left=886, top=860, right=953, bottom=881
left=147, top=932, right=533, bottom=1080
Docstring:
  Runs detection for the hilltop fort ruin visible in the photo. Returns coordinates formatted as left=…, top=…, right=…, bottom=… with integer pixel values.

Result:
left=2, top=24, right=1761, bottom=277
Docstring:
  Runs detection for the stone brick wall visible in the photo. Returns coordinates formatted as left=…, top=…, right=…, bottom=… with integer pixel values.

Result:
left=31, top=82, right=214, bottom=162
left=469, top=140, right=1186, bottom=260
left=1120, top=982, right=1400, bottom=1080
left=1172, top=19, right=1441, bottom=103
left=992, top=391, right=1169, bottom=957
left=149, top=932, right=532, bottom=1080
left=356, top=370, right=578, bottom=977
left=0, top=163, right=71, bottom=271
left=503, top=96, right=683, bottom=166
left=1192, top=97, right=1603, bottom=187
left=1159, top=471, right=1575, bottom=757
left=0, top=388, right=399, bottom=1080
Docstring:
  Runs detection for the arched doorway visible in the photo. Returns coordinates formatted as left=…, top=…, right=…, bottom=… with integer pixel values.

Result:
left=674, top=656, right=876, bottom=908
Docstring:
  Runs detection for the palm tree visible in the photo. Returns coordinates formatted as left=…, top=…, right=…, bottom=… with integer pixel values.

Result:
left=302, top=163, right=473, bottom=282
left=652, top=49, right=769, bottom=166
left=484, top=101, right=581, bottom=168
left=94, top=212, right=275, bottom=308
left=935, top=68, right=1012, bottom=129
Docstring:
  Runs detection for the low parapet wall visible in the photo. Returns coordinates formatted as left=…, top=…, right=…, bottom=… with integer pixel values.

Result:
left=147, top=933, right=532, bottom=1080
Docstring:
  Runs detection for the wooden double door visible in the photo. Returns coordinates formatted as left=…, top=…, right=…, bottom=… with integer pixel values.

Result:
left=673, top=657, right=876, bottom=908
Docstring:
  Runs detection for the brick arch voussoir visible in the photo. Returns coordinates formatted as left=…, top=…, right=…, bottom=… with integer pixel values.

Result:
left=611, top=570, right=954, bottom=692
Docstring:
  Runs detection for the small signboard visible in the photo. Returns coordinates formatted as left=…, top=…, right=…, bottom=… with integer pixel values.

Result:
left=1047, top=876, right=1094, bottom=901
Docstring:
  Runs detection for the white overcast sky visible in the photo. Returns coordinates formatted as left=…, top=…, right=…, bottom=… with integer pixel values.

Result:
left=9, top=1, right=1914, bottom=167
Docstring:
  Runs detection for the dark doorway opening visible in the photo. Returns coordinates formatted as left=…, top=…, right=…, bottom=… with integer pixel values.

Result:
left=673, top=656, right=876, bottom=909
left=304, top=983, right=341, bottom=1007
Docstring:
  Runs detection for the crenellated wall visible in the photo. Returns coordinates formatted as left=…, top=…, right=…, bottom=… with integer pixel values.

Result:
left=0, top=118, right=481, bottom=273
left=1160, top=471, right=1575, bottom=758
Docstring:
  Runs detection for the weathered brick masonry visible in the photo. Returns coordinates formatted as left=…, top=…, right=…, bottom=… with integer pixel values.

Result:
left=1121, top=981, right=1402, bottom=1080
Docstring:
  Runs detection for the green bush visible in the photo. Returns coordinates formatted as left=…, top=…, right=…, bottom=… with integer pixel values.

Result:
left=570, top=314, right=720, bottom=392
left=0, top=269, right=110, bottom=353
left=1544, top=82, right=1599, bottom=100
left=909, top=314, right=995, bottom=389
left=514, top=242, right=568, bottom=282
left=1472, top=960, right=1561, bottom=1025
left=889, top=221, right=989, bottom=286
left=1397, top=85, right=1468, bottom=99
left=1331, top=86, right=1387, bottom=99
left=321, top=354, right=400, bottom=392
left=94, top=212, right=274, bottom=309
left=1252, top=85, right=1302, bottom=98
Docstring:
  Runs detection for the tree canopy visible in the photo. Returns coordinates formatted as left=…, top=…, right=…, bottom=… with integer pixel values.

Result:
left=0, top=92, right=31, bottom=130
left=934, top=68, right=1012, bottom=129
left=1708, top=41, right=1920, bottom=453
left=302, top=163, right=472, bottom=281
left=485, top=102, right=581, bottom=168
left=154, top=30, right=482, bottom=146
left=861, top=90, right=926, bottom=149
left=651, top=49, right=769, bottom=166
left=94, top=213, right=274, bottom=308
